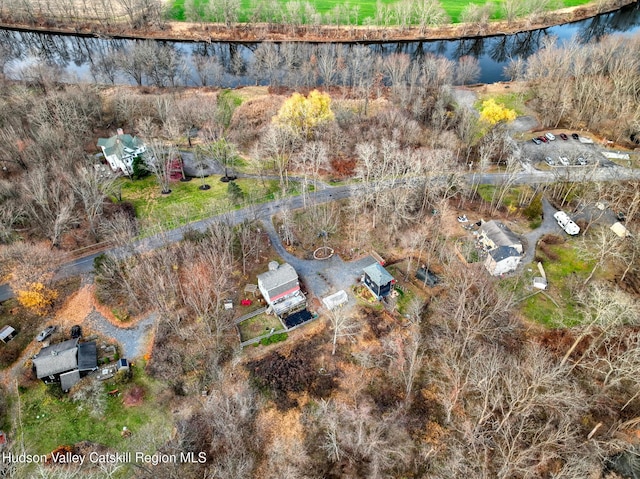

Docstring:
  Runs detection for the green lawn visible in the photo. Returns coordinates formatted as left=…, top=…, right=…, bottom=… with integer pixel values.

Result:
left=17, top=367, right=170, bottom=455
left=118, top=176, right=281, bottom=235
left=475, top=92, right=532, bottom=117
left=237, top=313, right=284, bottom=342
left=513, top=242, right=593, bottom=327
left=169, top=0, right=593, bottom=25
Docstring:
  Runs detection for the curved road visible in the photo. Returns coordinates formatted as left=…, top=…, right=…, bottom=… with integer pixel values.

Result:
left=1, top=166, right=639, bottom=302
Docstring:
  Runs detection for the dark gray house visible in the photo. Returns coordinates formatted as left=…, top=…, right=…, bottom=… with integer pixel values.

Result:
left=363, top=262, right=395, bottom=300
left=32, top=338, right=97, bottom=392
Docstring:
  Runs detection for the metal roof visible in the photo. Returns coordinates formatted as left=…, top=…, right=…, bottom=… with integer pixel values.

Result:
left=488, top=246, right=521, bottom=262
left=480, top=220, right=521, bottom=248
left=257, top=263, right=298, bottom=292
left=60, top=370, right=81, bottom=392
left=77, top=341, right=97, bottom=371
left=33, top=344, right=78, bottom=378
left=363, top=262, right=394, bottom=286
left=0, top=325, right=15, bottom=341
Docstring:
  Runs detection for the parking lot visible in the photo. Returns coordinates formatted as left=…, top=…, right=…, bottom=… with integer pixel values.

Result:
left=520, top=133, right=620, bottom=169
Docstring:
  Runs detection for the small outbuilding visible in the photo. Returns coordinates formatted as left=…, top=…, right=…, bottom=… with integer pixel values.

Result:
left=0, top=325, right=16, bottom=343
left=322, top=290, right=349, bottom=310
left=362, top=262, right=395, bottom=300
left=533, top=277, right=548, bottom=290
left=610, top=222, right=631, bottom=238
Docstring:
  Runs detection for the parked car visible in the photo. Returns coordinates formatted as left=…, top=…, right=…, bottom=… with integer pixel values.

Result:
left=558, top=157, right=570, bottom=166
left=538, top=136, right=548, bottom=143
left=559, top=133, right=569, bottom=140
left=576, top=157, right=587, bottom=166
left=70, top=325, right=82, bottom=339
left=545, top=132, right=556, bottom=141
left=36, top=325, right=56, bottom=342
left=571, top=133, right=580, bottom=140
left=545, top=157, right=555, bottom=166
left=532, top=137, right=542, bottom=145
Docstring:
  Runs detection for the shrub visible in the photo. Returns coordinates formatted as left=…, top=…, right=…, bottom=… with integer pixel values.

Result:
left=259, top=332, right=288, bottom=346
left=523, top=194, right=543, bottom=220
left=132, top=155, right=149, bottom=179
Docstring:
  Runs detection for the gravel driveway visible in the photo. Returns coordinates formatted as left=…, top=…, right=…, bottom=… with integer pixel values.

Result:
left=85, top=310, right=156, bottom=359
left=262, top=218, right=375, bottom=307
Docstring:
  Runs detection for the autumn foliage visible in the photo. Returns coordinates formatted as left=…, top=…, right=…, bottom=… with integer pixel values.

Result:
left=16, top=282, right=58, bottom=315
left=479, top=98, right=517, bottom=125
left=273, top=90, right=334, bottom=138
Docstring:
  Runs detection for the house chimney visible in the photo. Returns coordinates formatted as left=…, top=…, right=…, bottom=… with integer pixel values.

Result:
left=117, top=128, right=124, bottom=136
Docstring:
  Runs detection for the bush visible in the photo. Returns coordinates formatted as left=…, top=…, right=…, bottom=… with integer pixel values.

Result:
left=132, top=155, right=149, bottom=180
left=523, top=194, right=543, bottom=221
left=259, top=332, right=288, bottom=346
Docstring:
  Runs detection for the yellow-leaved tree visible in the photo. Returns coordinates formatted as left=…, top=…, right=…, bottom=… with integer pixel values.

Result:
left=1, top=242, right=61, bottom=316
left=16, top=282, right=58, bottom=316
left=479, top=98, right=517, bottom=125
left=273, top=90, right=334, bottom=139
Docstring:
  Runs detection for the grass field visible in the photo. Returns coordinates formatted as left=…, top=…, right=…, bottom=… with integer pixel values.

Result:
left=514, top=242, right=593, bottom=327
left=18, top=367, right=170, bottom=456
left=169, top=0, right=592, bottom=25
left=118, top=175, right=281, bottom=235
left=237, top=313, right=284, bottom=341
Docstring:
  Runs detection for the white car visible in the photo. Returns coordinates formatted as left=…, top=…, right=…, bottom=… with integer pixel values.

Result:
left=545, top=157, right=555, bottom=166
left=558, top=157, right=570, bottom=166
left=545, top=132, right=556, bottom=141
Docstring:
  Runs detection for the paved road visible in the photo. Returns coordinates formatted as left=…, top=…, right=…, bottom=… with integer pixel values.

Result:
left=2, top=166, right=640, bottom=302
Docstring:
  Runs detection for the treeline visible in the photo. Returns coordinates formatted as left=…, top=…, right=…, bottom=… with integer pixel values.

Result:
left=514, top=33, right=640, bottom=141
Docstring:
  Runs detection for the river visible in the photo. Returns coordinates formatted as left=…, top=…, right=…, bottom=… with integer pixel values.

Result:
left=1, top=2, right=639, bottom=86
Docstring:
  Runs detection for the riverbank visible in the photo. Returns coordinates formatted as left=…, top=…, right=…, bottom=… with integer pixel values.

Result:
left=0, top=0, right=635, bottom=43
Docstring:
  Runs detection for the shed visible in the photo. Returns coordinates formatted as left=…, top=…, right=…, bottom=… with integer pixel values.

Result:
left=322, top=290, right=349, bottom=310
left=533, top=277, right=548, bottom=290
left=610, top=222, right=631, bottom=238
left=363, top=262, right=395, bottom=300
left=0, top=325, right=16, bottom=343
left=416, top=267, right=439, bottom=286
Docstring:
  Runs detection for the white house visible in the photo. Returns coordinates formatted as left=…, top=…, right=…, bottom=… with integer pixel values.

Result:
left=97, top=129, right=146, bottom=176
left=484, top=246, right=521, bottom=276
left=257, top=262, right=306, bottom=317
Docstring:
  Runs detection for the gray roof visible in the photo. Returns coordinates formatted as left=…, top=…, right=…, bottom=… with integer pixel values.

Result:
left=97, top=134, right=143, bottom=159
left=480, top=220, right=521, bottom=248
left=77, top=341, right=97, bottom=372
left=60, top=370, right=81, bottom=392
left=257, top=263, right=298, bottom=292
left=488, top=246, right=521, bottom=262
left=33, top=338, right=79, bottom=378
left=0, top=325, right=15, bottom=341
left=363, top=262, right=394, bottom=286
